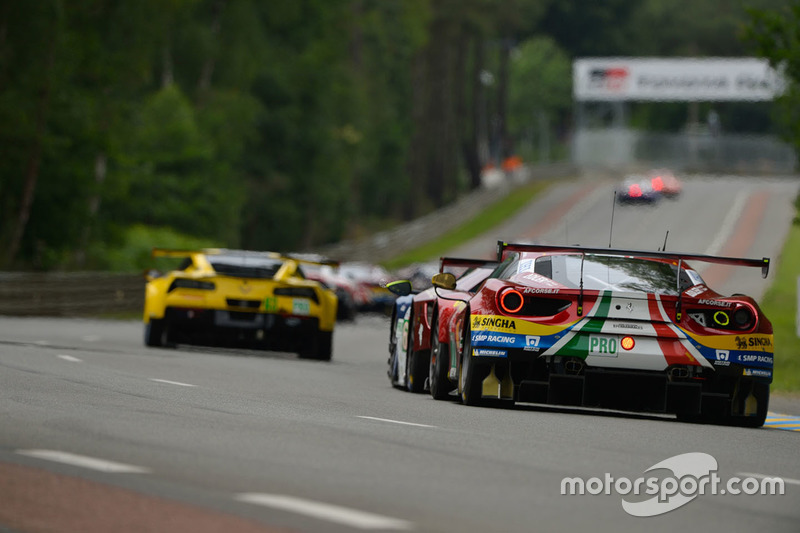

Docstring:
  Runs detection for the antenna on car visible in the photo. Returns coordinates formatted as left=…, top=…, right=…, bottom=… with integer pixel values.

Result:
left=660, top=230, right=669, bottom=252
left=608, top=191, right=617, bottom=248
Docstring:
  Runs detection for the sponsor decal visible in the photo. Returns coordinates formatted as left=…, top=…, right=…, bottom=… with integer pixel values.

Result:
left=714, top=350, right=730, bottom=366
left=473, top=348, right=507, bottom=357
left=589, top=335, right=618, bottom=357
left=518, top=259, right=535, bottom=274
left=735, top=336, right=773, bottom=350
left=524, top=335, right=541, bottom=352
left=292, top=299, right=310, bottom=316
left=698, top=299, right=732, bottom=307
left=522, top=287, right=561, bottom=294
left=264, top=297, right=278, bottom=312
left=611, top=323, right=643, bottom=330
left=472, top=316, right=517, bottom=331
left=472, top=333, right=516, bottom=345
left=685, top=286, right=707, bottom=298
left=744, top=368, right=772, bottom=378
left=740, top=354, right=773, bottom=365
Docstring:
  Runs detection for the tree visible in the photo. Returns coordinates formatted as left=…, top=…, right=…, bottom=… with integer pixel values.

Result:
left=744, top=1, right=800, bottom=156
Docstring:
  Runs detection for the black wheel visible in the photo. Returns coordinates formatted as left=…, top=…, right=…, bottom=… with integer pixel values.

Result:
left=406, top=350, right=428, bottom=393
left=144, top=319, right=165, bottom=347
left=299, top=331, right=333, bottom=361
left=458, top=317, right=484, bottom=406
left=731, top=381, right=769, bottom=428
left=387, top=310, right=401, bottom=385
left=405, top=309, right=427, bottom=392
left=678, top=381, right=769, bottom=428
left=429, top=318, right=453, bottom=401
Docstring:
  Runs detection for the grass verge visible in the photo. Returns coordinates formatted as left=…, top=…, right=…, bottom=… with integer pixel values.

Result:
left=382, top=180, right=553, bottom=270
left=760, top=221, right=800, bottom=393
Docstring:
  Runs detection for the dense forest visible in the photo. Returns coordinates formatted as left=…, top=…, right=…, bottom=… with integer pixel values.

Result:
left=0, top=0, right=794, bottom=271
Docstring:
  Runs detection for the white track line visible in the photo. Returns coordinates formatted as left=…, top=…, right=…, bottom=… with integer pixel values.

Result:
left=57, top=355, right=82, bottom=363
left=704, top=189, right=749, bottom=256
left=17, top=449, right=150, bottom=474
left=235, top=493, right=413, bottom=530
left=357, top=416, right=435, bottom=428
left=738, top=472, right=800, bottom=486
left=150, top=378, right=196, bottom=387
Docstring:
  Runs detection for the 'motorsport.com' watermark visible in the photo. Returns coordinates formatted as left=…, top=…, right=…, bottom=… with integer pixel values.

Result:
left=561, top=453, right=784, bottom=517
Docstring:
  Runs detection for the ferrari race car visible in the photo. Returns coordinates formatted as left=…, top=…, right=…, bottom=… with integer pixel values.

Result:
left=386, top=257, right=497, bottom=397
left=143, top=248, right=338, bottom=360
left=433, top=242, right=773, bottom=427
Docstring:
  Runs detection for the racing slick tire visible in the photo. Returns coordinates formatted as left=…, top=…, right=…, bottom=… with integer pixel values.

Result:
left=299, top=331, right=333, bottom=361
left=406, top=351, right=428, bottom=393
left=429, top=318, right=452, bottom=401
left=677, top=381, right=769, bottom=428
left=731, top=381, right=769, bottom=428
left=458, top=319, right=484, bottom=406
left=405, top=309, right=427, bottom=393
left=144, top=319, right=164, bottom=347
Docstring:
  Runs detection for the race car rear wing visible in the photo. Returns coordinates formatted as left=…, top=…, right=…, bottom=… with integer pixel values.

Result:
left=439, top=257, right=498, bottom=273
left=496, top=242, right=770, bottom=278
left=152, top=247, right=338, bottom=267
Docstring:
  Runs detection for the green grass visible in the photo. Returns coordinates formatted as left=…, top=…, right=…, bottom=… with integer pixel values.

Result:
left=760, top=222, right=800, bottom=393
left=382, top=180, right=553, bottom=270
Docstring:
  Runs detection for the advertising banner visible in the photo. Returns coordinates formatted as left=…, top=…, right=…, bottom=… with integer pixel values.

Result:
left=573, top=58, right=784, bottom=102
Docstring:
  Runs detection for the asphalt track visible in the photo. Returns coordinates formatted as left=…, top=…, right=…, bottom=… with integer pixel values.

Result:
left=1, top=175, right=799, bottom=533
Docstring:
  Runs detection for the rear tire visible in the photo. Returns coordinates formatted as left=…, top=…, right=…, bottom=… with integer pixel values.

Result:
left=429, top=319, right=452, bottom=400
left=144, top=319, right=165, bottom=347
left=458, top=319, right=484, bottom=406
left=299, top=331, right=333, bottom=361
left=677, top=382, right=769, bottom=428
left=405, top=309, right=427, bottom=392
left=406, top=350, right=428, bottom=393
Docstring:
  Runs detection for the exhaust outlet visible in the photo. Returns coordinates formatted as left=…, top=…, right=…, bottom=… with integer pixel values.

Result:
left=668, top=366, right=689, bottom=379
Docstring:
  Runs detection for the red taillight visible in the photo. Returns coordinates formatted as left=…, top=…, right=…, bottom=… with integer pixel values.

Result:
left=651, top=176, right=663, bottom=191
left=629, top=184, right=642, bottom=197
left=620, top=336, right=635, bottom=350
left=499, top=289, right=524, bottom=313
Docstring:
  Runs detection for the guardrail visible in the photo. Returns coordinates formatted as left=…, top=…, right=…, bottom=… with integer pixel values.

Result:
left=0, top=272, right=144, bottom=317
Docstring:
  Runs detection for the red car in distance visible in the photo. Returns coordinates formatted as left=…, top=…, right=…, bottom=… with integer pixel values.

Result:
left=648, top=169, right=683, bottom=198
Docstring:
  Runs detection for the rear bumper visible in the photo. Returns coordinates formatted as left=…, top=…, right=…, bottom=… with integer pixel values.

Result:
left=469, top=351, right=770, bottom=416
left=162, top=306, right=322, bottom=350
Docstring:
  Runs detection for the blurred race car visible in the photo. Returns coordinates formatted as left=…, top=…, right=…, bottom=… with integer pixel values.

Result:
left=434, top=241, right=773, bottom=427
left=648, top=169, right=682, bottom=198
left=290, top=254, right=358, bottom=321
left=339, top=261, right=396, bottom=313
left=143, top=248, right=338, bottom=360
left=617, top=176, right=660, bottom=204
left=386, top=257, right=496, bottom=398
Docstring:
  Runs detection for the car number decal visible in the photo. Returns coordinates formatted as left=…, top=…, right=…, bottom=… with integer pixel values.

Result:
left=292, top=299, right=310, bottom=316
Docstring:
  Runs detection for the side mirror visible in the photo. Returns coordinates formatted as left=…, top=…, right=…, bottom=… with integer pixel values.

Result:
left=386, top=280, right=413, bottom=296
left=431, top=272, right=457, bottom=290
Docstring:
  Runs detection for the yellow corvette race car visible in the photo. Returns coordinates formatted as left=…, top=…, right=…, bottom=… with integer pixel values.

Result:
left=143, top=248, right=338, bottom=360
